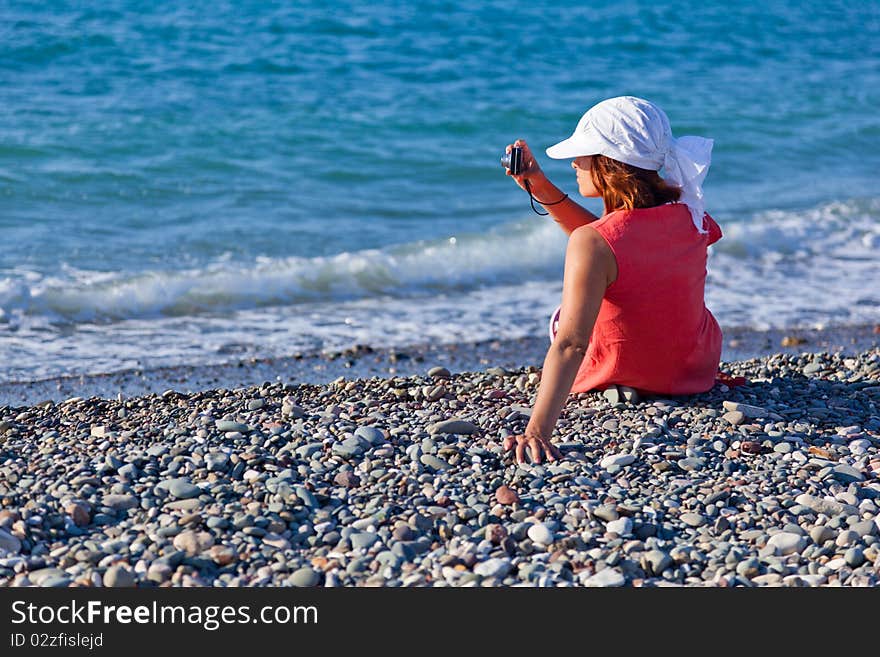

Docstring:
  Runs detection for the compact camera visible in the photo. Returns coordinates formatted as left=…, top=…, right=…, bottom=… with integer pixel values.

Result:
left=500, top=146, right=524, bottom=175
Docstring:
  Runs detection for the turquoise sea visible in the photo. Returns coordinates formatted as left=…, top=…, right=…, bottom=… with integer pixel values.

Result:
left=1, top=0, right=878, bottom=381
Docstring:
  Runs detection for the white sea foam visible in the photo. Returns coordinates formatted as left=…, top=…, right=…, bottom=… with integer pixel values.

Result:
left=0, top=218, right=568, bottom=322
left=706, top=198, right=880, bottom=329
left=1, top=198, right=877, bottom=380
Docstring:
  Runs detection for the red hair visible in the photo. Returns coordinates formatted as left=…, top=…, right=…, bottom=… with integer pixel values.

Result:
left=590, top=154, right=681, bottom=213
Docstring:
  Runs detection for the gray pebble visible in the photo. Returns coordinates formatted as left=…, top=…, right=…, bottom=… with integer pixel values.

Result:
left=428, top=419, right=479, bottom=435
left=289, top=567, right=320, bottom=587
left=581, top=568, right=625, bottom=587
left=474, top=558, right=512, bottom=579
left=104, top=565, right=136, bottom=587
left=680, top=513, right=706, bottom=528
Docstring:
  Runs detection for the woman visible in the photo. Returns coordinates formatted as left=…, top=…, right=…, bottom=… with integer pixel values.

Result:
left=503, top=96, right=722, bottom=464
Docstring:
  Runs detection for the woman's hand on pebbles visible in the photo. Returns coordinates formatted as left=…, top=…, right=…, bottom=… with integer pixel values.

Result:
left=503, top=429, right=562, bottom=464
left=505, top=139, right=546, bottom=192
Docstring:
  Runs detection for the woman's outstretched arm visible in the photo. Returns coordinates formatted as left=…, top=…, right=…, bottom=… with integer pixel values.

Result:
left=503, top=226, right=616, bottom=464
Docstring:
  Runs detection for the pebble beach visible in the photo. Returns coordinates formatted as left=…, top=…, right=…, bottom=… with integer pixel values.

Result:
left=1, top=339, right=879, bottom=588
left=4, top=1, right=880, bottom=594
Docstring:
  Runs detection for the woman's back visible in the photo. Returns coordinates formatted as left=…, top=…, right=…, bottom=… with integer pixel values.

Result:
left=572, top=202, right=722, bottom=395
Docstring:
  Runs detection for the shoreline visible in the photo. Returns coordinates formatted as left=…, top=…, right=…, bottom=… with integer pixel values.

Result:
left=1, top=322, right=877, bottom=409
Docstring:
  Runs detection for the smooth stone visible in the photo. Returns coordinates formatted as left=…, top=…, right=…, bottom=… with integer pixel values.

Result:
left=618, top=386, right=640, bottom=403
left=810, top=526, right=834, bottom=545
left=173, top=530, right=214, bottom=555
left=209, top=545, right=236, bottom=566
left=351, top=532, right=380, bottom=551
left=796, top=494, right=845, bottom=516
left=40, top=576, right=73, bottom=587
left=852, top=519, right=877, bottom=538
left=28, top=568, right=67, bottom=586
left=0, top=529, right=22, bottom=554
left=65, top=502, right=90, bottom=527
left=495, top=486, right=520, bottom=505
left=332, top=435, right=370, bottom=458
left=160, top=478, right=201, bottom=500
left=164, top=499, right=202, bottom=511
left=289, top=567, right=320, bottom=587
left=803, top=362, right=824, bottom=375
left=600, top=453, right=635, bottom=469
left=206, top=517, right=229, bottom=530
left=606, top=518, right=633, bottom=536
left=295, top=443, right=324, bottom=459
left=427, top=366, right=452, bottom=380
left=391, top=542, right=417, bottom=561
left=101, top=494, right=139, bottom=511
left=334, top=471, right=361, bottom=488
left=752, top=573, right=783, bottom=586
left=582, top=568, right=625, bottom=587
left=294, top=485, right=318, bottom=508
left=376, top=550, right=402, bottom=569
left=593, top=505, right=619, bottom=522
left=117, top=463, right=138, bottom=479
left=354, top=426, right=386, bottom=445
left=642, top=549, right=673, bottom=575
left=768, top=532, right=807, bottom=555
left=831, top=464, right=864, bottom=483
left=722, top=411, right=745, bottom=426
left=215, top=420, right=250, bottom=432
left=155, top=551, right=186, bottom=569
left=147, top=563, right=173, bottom=583
left=736, top=558, right=761, bottom=578
left=262, top=533, right=290, bottom=549
left=205, top=453, right=229, bottom=472
left=474, top=558, right=512, bottom=579
left=527, top=523, right=554, bottom=546
left=425, top=385, right=447, bottom=401
left=678, top=457, right=705, bottom=471
left=281, top=403, right=306, bottom=418
left=680, top=513, right=706, bottom=528
left=420, top=454, right=451, bottom=471
left=104, top=565, right=136, bottom=587
left=845, top=547, right=865, bottom=567
left=722, top=401, right=768, bottom=418
left=603, top=388, right=621, bottom=404
left=428, top=419, right=479, bottom=435
left=392, top=525, right=414, bottom=541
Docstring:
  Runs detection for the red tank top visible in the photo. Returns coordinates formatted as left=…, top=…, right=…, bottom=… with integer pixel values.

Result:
left=572, top=203, right=723, bottom=395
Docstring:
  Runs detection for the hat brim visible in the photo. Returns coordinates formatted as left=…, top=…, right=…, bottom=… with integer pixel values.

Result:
left=545, top=133, right=602, bottom=159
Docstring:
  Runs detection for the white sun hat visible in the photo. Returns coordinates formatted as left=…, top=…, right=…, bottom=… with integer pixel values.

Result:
left=546, top=96, right=713, bottom=233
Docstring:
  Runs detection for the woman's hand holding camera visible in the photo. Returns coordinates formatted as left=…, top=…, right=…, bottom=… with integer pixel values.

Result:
left=503, top=139, right=542, bottom=189
left=503, top=139, right=561, bottom=203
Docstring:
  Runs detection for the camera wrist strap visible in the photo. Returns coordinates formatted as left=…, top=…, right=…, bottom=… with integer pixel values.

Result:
left=524, top=179, right=568, bottom=216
